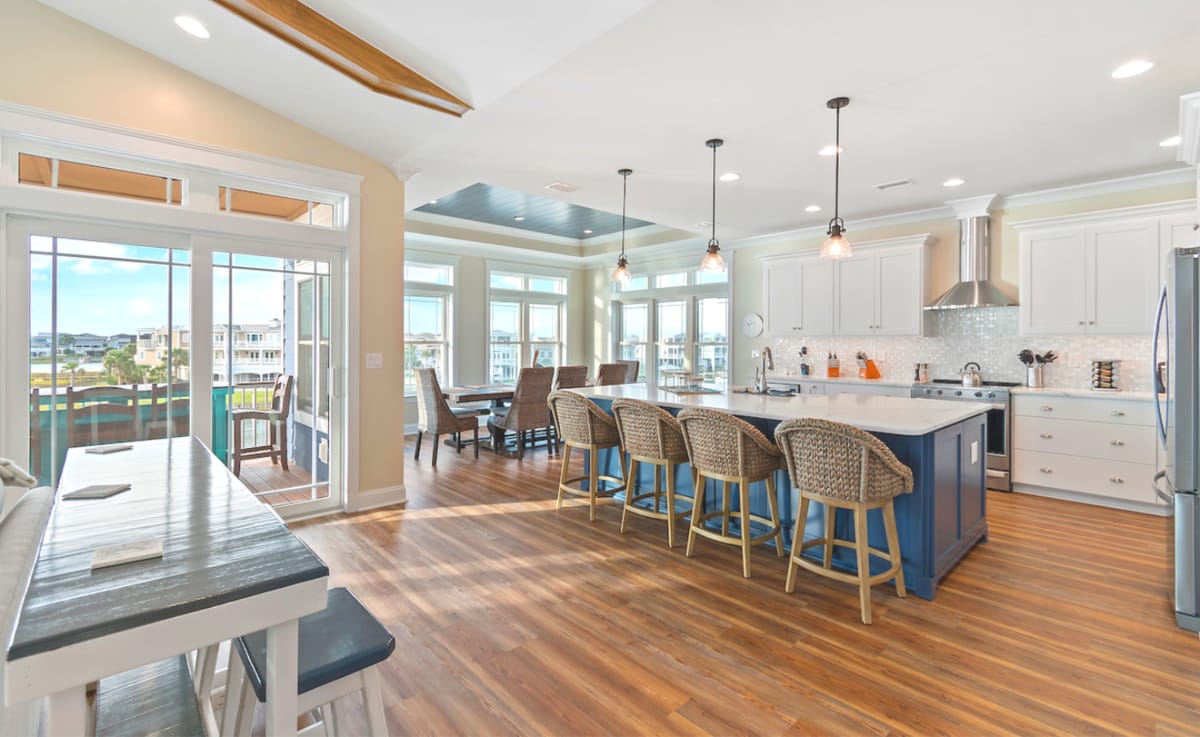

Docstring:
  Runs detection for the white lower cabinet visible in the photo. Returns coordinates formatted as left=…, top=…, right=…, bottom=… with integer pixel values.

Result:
left=1011, top=394, right=1162, bottom=512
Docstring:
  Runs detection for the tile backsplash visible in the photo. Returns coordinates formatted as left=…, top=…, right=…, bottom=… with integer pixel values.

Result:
left=770, top=307, right=1153, bottom=392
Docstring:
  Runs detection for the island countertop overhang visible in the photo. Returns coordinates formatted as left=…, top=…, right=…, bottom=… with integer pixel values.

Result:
left=570, top=385, right=990, bottom=436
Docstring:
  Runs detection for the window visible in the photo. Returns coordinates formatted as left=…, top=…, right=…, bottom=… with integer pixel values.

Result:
left=217, top=186, right=337, bottom=227
left=404, top=259, right=455, bottom=394
left=18, top=154, right=184, bottom=205
left=618, top=303, right=648, bottom=381
left=655, top=299, right=688, bottom=385
left=655, top=271, right=688, bottom=289
left=695, top=297, right=729, bottom=387
left=487, top=266, right=568, bottom=383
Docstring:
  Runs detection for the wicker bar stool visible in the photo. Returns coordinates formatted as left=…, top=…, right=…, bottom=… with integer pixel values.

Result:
left=677, top=407, right=785, bottom=578
left=611, top=398, right=693, bottom=547
left=774, top=417, right=914, bottom=624
left=547, top=390, right=627, bottom=521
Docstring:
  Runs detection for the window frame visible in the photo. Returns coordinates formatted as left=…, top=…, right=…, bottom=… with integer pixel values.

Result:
left=404, top=257, right=457, bottom=396
left=486, top=263, right=569, bottom=384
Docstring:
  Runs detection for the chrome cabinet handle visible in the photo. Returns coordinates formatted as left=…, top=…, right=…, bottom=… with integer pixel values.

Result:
left=1040, top=467, right=1053, bottom=474
left=1089, top=320, right=1096, bottom=325
left=1078, top=320, right=1085, bottom=326
left=1110, top=439, right=1125, bottom=446
left=1040, top=406, right=1054, bottom=412
left=1110, top=410, right=1125, bottom=417
left=1039, top=433, right=1053, bottom=439
left=1110, top=476, right=1124, bottom=484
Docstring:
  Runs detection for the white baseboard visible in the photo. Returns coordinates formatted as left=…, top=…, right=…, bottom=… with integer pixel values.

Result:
left=1012, top=483, right=1169, bottom=516
left=344, top=484, right=407, bottom=513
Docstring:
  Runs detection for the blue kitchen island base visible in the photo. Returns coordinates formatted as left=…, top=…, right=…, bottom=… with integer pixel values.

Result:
left=586, top=397, right=988, bottom=601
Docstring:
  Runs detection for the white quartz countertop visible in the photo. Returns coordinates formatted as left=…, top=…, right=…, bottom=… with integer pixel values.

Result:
left=572, top=385, right=990, bottom=436
left=1011, top=386, right=1156, bottom=401
left=767, top=374, right=915, bottom=389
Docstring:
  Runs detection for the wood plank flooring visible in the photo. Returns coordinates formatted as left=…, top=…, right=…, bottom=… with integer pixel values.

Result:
left=291, top=439, right=1200, bottom=737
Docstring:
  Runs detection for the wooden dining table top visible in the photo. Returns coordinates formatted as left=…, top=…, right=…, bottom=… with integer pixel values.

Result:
left=443, top=384, right=515, bottom=404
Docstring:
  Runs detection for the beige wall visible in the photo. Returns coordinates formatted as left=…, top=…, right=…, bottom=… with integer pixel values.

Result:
left=0, top=0, right=407, bottom=501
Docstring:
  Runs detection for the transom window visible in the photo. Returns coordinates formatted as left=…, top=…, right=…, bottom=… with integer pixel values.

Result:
left=487, top=265, right=568, bottom=383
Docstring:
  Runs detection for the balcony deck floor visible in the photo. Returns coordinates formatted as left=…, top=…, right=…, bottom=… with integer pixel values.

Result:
left=235, top=457, right=329, bottom=506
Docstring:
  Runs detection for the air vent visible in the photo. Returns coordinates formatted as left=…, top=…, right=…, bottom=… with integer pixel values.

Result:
left=873, top=178, right=913, bottom=191
left=544, top=182, right=578, bottom=193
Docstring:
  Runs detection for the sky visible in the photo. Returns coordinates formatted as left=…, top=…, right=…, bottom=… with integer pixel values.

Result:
left=30, top=237, right=290, bottom=337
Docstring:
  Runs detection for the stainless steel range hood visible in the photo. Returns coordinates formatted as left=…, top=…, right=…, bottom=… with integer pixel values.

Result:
left=926, top=194, right=1017, bottom=310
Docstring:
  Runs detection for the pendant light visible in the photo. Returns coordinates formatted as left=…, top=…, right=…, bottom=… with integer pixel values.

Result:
left=820, top=97, right=852, bottom=259
left=610, top=168, right=634, bottom=285
left=699, top=138, right=727, bottom=272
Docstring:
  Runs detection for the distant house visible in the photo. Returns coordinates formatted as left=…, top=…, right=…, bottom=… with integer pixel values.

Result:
left=106, top=333, right=136, bottom=351
left=29, top=332, right=53, bottom=358
left=70, top=333, right=108, bottom=358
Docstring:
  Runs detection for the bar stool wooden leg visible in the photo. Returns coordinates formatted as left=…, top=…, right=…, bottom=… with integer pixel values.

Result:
left=787, top=495, right=811, bottom=593
left=665, top=464, right=677, bottom=548
left=652, top=465, right=662, bottom=513
left=363, top=667, right=388, bottom=736
left=765, top=474, right=785, bottom=557
left=822, top=503, right=836, bottom=569
left=686, top=471, right=705, bottom=558
left=414, top=430, right=423, bottom=461
left=854, top=503, right=873, bottom=625
left=588, top=448, right=600, bottom=522
left=557, top=444, right=573, bottom=510
left=721, top=480, right=731, bottom=536
left=738, top=479, right=752, bottom=578
left=620, top=458, right=640, bottom=533
left=883, top=500, right=906, bottom=598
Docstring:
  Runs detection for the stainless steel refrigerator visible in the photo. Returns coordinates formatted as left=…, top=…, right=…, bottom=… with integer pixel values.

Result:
left=1153, top=245, right=1200, bottom=632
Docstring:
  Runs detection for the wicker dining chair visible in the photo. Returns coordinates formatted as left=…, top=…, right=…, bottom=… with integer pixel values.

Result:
left=596, top=362, right=628, bottom=386
left=413, top=368, right=486, bottom=466
left=618, top=359, right=640, bottom=383
left=553, top=365, right=589, bottom=390
left=488, top=366, right=555, bottom=459
left=774, top=417, right=914, bottom=624
left=677, top=407, right=785, bottom=578
left=547, top=390, right=626, bottom=522
left=611, top=398, right=693, bottom=547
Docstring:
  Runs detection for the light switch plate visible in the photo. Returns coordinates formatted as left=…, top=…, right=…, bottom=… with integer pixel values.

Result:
left=365, top=352, right=383, bottom=369
left=970, top=441, right=979, bottom=464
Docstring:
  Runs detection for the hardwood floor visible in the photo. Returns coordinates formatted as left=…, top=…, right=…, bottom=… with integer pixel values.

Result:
left=292, top=439, right=1199, bottom=737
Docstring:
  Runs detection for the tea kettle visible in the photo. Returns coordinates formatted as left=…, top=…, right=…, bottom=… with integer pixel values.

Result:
left=960, top=361, right=983, bottom=387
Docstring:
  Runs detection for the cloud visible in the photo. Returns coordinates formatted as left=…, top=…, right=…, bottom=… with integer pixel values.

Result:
left=129, top=297, right=155, bottom=317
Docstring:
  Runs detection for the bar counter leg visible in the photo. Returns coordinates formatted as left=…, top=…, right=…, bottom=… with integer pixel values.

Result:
left=46, top=688, right=86, bottom=737
left=265, top=618, right=299, bottom=737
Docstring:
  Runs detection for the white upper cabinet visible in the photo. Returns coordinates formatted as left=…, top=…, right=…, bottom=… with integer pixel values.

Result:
left=761, top=235, right=930, bottom=338
left=1017, top=205, right=1194, bottom=336
left=1161, top=211, right=1199, bottom=263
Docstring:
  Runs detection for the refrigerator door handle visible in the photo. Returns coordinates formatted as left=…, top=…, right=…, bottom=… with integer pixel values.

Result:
left=1153, top=470, right=1172, bottom=505
left=1153, top=282, right=1169, bottom=444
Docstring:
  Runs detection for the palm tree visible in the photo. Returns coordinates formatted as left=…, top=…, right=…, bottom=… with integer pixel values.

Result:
left=62, top=360, right=79, bottom=386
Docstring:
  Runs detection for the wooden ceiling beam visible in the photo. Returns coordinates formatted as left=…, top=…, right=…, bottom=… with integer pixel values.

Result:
left=211, top=0, right=472, bottom=117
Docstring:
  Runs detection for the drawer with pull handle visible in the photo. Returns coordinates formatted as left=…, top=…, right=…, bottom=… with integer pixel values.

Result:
left=1012, top=450, right=1156, bottom=503
left=1012, top=394, right=1154, bottom=426
left=1012, top=416, right=1155, bottom=464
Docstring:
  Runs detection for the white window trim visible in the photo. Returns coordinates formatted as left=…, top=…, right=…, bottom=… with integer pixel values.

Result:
left=613, top=284, right=730, bottom=387
left=404, top=287, right=454, bottom=395
left=485, top=263, right=569, bottom=382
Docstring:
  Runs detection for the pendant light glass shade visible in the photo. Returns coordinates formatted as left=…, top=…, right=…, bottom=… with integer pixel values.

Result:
left=821, top=97, right=852, bottom=260
left=700, top=138, right=726, bottom=272
left=611, top=168, right=634, bottom=284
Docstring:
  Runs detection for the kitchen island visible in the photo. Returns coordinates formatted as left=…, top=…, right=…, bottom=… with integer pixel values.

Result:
left=572, top=385, right=991, bottom=599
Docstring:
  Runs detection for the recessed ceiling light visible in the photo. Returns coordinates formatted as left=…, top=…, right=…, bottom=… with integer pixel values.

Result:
left=174, top=15, right=210, bottom=39
left=719, top=172, right=740, bottom=182
left=427, top=199, right=438, bottom=204
left=513, top=216, right=525, bottom=222
left=1160, top=135, right=1182, bottom=147
left=545, top=182, right=578, bottom=193
left=942, top=177, right=966, bottom=188
left=804, top=205, right=822, bottom=213
left=696, top=220, right=719, bottom=229
left=1111, top=59, right=1154, bottom=79
left=818, top=145, right=843, bottom=156
left=583, top=229, right=593, bottom=234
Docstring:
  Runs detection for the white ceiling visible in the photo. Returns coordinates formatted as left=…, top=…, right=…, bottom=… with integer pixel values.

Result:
left=39, top=0, right=1200, bottom=243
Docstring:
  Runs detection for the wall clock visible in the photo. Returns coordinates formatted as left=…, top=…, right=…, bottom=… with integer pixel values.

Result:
left=741, top=313, right=764, bottom=338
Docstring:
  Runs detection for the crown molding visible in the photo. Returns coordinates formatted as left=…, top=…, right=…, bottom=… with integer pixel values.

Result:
left=996, top=167, right=1193, bottom=210
left=1008, top=199, right=1196, bottom=231
left=406, top=210, right=583, bottom=249
left=405, top=232, right=583, bottom=266
left=757, top=233, right=934, bottom=262
left=726, top=206, right=950, bottom=250
left=946, top=194, right=999, bottom=218
left=1180, top=91, right=1200, bottom=167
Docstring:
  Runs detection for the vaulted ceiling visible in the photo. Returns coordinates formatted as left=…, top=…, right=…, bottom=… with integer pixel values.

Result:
left=39, top=0, right=1200, bottom=243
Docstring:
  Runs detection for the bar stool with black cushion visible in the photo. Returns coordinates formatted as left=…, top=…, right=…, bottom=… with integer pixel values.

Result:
left=223, top=587, right=395, bottom=737
left=595, top=362, right=628, bottom=386
left=677, top=407, right=785, bottom=578
left=611, top=398, right=693, bottom=547
left=231, top=374, right=292, bottom=476
left=547, top=390, right=627, bottom=522
left=774, top=417, right=914, bottom=624
left=413, top=368, right=486, bottom=466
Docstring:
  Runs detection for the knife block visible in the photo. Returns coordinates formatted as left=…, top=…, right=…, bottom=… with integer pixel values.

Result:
left=857, top=359, right=881, bottom=380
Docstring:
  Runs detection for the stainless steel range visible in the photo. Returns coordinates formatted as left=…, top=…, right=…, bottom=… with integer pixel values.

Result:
left=911, top=379, right=1016, bottom=492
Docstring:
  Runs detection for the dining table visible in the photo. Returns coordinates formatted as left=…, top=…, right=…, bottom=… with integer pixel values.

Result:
left=5, top=437, right=329, bottom=737
left=443, top=384, right=515, bottom=407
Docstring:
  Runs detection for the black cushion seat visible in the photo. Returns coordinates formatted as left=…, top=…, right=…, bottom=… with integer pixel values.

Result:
left=234, top=587, right=395, bottom=702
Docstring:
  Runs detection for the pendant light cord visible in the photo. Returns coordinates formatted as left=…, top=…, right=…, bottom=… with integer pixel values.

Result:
left=833, top=104, right=840, bottom=225
left=710, top=143, right=717, bottom=244
left=620, top=171, right=628, bottom=258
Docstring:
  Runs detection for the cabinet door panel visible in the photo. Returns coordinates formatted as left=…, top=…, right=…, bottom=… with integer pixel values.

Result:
left=1161, top=213, right=1199, bottom=268
left=834, top=256, right=876, bottom=335
left=876, top=250, right=922, bottom=335
left=1088, top=220, right=1158, bottom=334
left=1021, top=230, right=1086, bottom=335
left=797, top=259, right=834, bottom=336
left=764, top=259, right=801, bottom=335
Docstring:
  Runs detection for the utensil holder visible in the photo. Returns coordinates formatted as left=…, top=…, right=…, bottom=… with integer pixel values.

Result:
left=1026, top=365, right=1044, bottom=388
